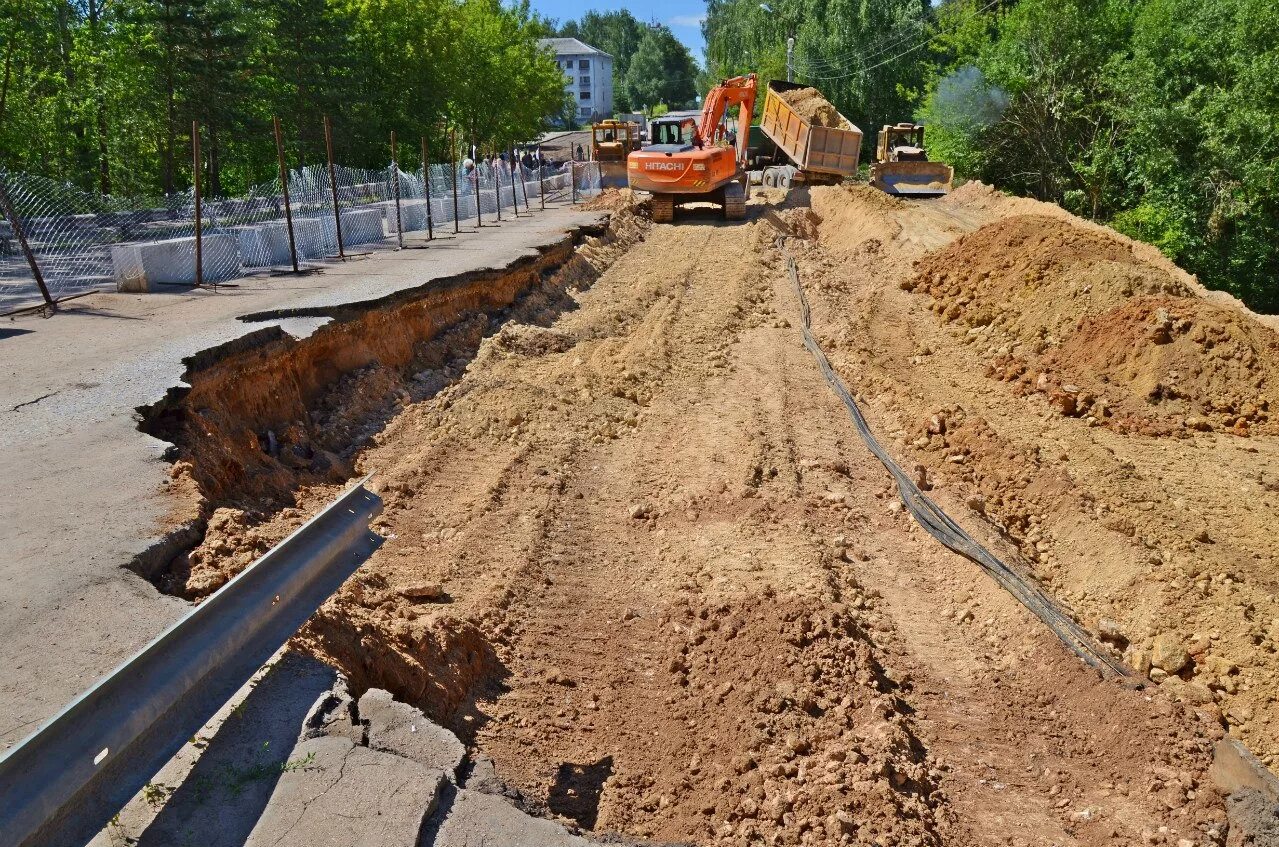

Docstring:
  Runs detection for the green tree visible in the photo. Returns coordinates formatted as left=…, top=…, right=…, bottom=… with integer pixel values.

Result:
left=625, top=26, right=698, bottom=113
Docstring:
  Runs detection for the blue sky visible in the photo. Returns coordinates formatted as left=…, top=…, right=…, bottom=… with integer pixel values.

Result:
left=531, top=0, right=709, bottom=64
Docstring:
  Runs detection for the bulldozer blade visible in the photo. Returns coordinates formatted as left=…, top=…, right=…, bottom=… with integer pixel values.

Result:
left=870, top=161, right=954, bottom=197
left=599, top=161, right=629, bottom=189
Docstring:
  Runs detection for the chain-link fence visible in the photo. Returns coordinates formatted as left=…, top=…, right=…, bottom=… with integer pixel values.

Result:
left=0, top=158, right=602, bottom=315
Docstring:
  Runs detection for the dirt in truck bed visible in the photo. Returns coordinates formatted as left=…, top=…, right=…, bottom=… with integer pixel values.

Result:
left=148, top=181, right=1279, bottom=845
left=778, top=87, right=854, bottom=130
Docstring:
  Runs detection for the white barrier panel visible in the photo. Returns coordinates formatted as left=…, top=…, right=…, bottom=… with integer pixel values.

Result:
left=111, top=234, right=240, bottom=292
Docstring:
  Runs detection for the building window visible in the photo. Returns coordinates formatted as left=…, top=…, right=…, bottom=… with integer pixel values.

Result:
left=579, top=91, right=590, bottom=100
left=579, top=59, right=590, bottom=70
left=580, top=106, right=591, bottom=116
left=580, top=76, right=590, bottom=86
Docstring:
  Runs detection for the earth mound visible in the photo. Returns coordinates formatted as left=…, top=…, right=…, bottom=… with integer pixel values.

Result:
left=904, top=214, right=1279, bottom=434
left=778, top=87, right=852, bottom=130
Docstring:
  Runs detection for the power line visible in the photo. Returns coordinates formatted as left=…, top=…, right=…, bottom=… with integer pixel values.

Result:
left=797, top=0, right=1001, bottom=82
left=791, top=16, right=931, bottom=73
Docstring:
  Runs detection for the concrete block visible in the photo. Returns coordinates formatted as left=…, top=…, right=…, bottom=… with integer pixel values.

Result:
left=320, top=207, right=385, bottom=249
left=380, top=199, right=430, bottom=234
left=245, top=735, right=445, bottom=847
left=234, top=219, right=327, bottom=266
left=427, top=788, right=590, bottom=847
left=112, top=234, right=240, bottom=292
left=357, top=688, right=465, bottom=776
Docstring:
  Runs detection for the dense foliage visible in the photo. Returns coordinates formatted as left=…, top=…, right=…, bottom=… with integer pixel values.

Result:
left=0, top=0, right=567, bottom=196
left=556, top=12, right=698, bottom=114
left=921, top=0, right=1279, bottom=311
left=702, top=0, right=931, bottom=134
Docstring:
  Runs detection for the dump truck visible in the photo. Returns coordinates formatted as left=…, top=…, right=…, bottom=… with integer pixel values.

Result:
left=592, top=119, right=639, bottom=188
left=869, top=123, right=953, bottom=197
left=756, top=80, right=862, bottom=188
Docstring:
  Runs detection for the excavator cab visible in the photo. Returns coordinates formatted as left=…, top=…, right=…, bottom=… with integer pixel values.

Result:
left=870, top=122, right=953, bottom=197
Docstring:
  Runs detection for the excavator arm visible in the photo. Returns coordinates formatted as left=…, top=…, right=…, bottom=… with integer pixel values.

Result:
left=697, top=74, right=757, bottom=168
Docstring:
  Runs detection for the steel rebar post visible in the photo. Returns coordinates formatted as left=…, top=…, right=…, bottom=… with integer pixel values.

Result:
left=192, top=120, right=204, bottom=287
left=450, top=130, right=460, bottom=234
left=493, top=158, right=502, bottom=222
left=473, top=141, right=482, bottom=229
left=272, top=116, right=300, bottom=273
left=421, top=135, right=434, bottom=240
left=508, top=145, right=520, bottom=215
left=0, top=172, right=55, bottom=313
left=391, top=130, right=403, bottom=249
left=323, top=115, right=345, bottom=258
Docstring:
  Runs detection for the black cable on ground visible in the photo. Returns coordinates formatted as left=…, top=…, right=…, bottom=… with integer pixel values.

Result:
left=777, top=236, right=1128, bottom=678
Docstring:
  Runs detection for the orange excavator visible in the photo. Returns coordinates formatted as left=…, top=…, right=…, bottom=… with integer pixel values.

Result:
left=626, top=74, right=757, bottom=223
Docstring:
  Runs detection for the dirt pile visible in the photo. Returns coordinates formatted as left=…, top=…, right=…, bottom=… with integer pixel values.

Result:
left=778, top=87, right=852, bottom=130
left=904, top=214, right=1279, bottom=435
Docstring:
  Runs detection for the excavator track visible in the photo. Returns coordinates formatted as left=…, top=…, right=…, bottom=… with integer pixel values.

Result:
left=723, top=182, right=746, bottom=220
left=652, top=194, right=675, bottom=224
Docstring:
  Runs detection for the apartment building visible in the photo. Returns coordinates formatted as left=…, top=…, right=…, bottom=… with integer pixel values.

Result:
left=538, top=37, right=614, bottom=123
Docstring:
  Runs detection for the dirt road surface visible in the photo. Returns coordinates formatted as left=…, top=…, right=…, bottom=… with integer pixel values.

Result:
left=138, top=184, right=1279, bottom=845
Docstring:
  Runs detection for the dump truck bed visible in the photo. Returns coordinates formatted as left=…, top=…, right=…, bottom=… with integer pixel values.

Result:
left=758, top=80, right=862, bottom=179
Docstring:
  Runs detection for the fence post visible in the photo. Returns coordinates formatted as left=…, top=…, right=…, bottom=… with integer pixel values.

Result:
left=493, top=157, right=502, bottom=222
left=571, top=161, right=578, bottom=204
left=450, top=130, right=460, bottom=234
left=390, top=130, right=403, bottom=249
left=0, top=171, right=55, bottom=313
left=323, top=115, right=345, bottom=259
left=518, top=158, right=530, bottom=213
left=507, top=146, right=520, bottom=215
left=421, top=135, right=434, bottom=241
left=539, top=152, right=546, bottom=211
left=272, top=116, right=299, bottom=273
left=192, top=120, right=204, bottom=288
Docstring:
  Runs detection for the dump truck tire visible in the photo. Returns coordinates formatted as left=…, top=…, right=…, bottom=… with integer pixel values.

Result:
left=652, top=194, right=675, bottom=223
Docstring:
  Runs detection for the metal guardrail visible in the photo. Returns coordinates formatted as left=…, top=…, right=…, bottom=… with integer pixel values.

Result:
left=0, top=477, right=383, bottom=847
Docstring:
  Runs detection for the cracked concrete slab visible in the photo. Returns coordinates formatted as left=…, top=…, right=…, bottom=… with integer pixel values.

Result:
left=245, top=735, right=446, bottom=847
left=358, top=688, right=465, bottom=777
left=423, top=785, right=592, bottom=847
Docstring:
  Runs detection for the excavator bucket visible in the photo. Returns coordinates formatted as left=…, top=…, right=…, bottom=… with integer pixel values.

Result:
left=870, top=160, right=954, bottom=197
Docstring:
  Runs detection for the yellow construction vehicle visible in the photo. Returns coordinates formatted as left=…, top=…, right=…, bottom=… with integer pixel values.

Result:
left=591, top=119, right=638, bottom=188
left=869, top=123, right=953, bottom=197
